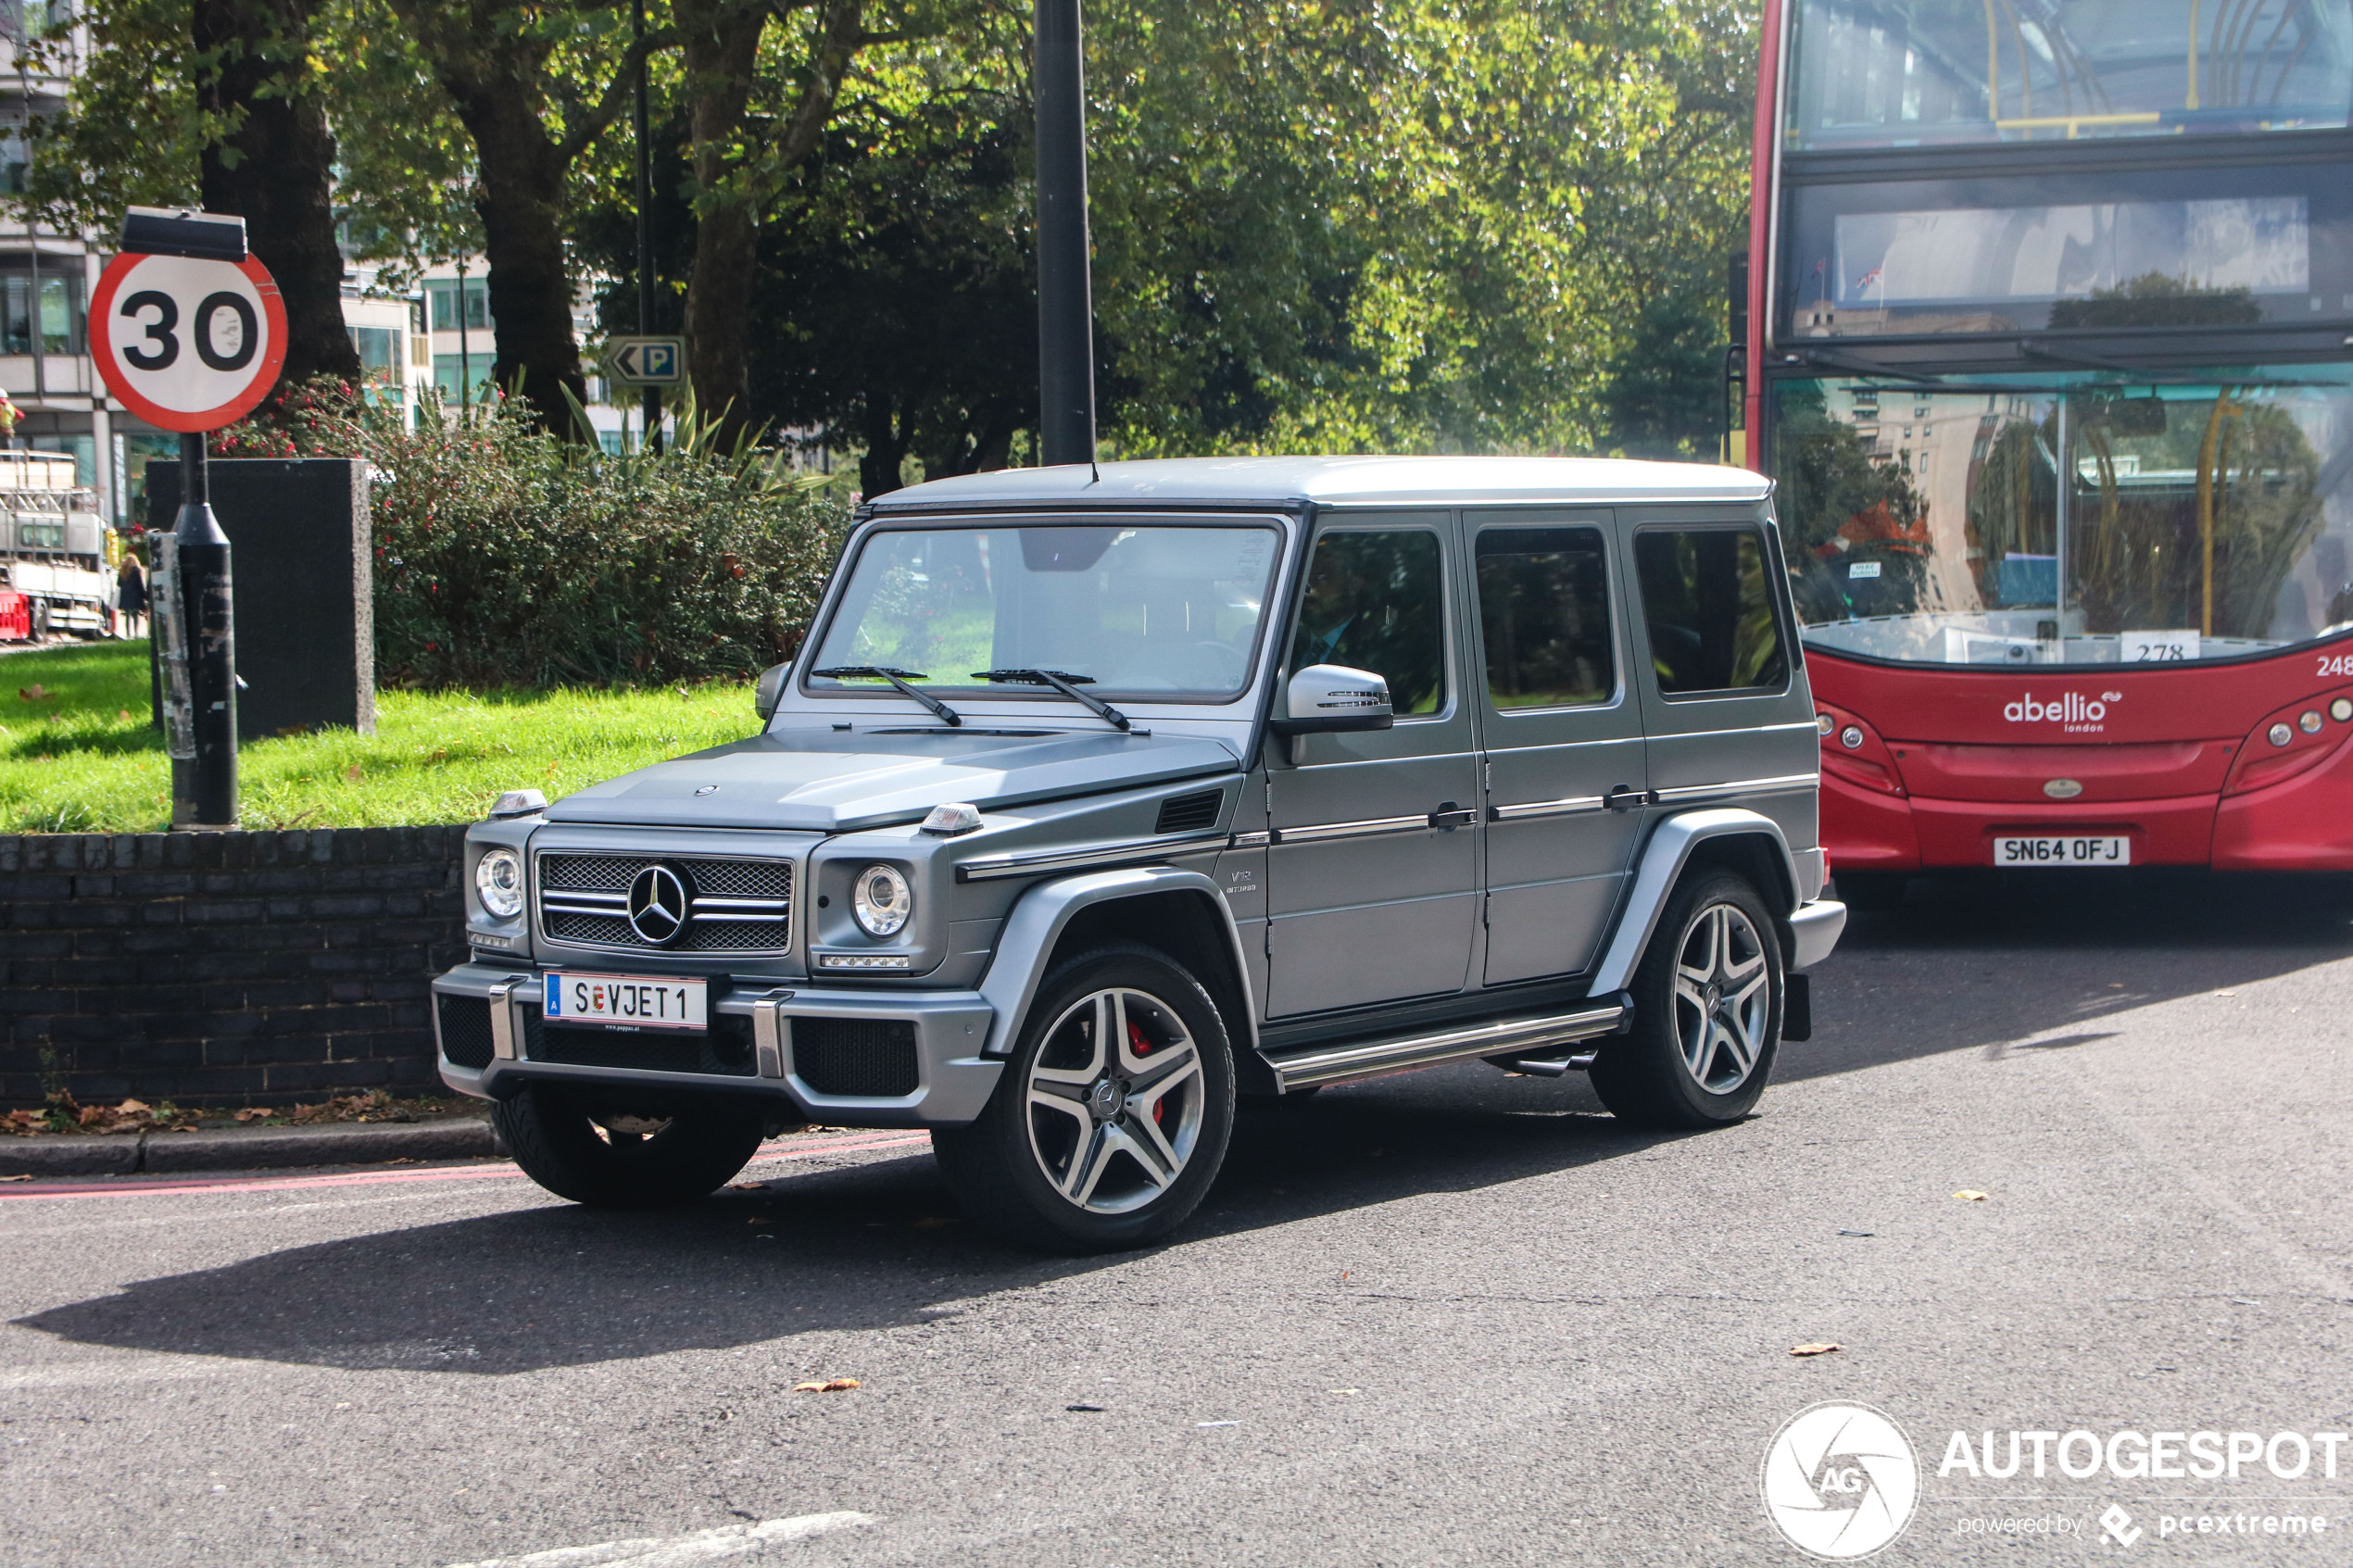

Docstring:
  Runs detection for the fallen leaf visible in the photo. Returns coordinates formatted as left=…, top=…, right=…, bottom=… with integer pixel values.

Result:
left=793, top=1377, right=860, bottom=1394
left=1952, top=1190, right=1990, bottom=1201
left=233, top=1108, right=273, bottom=1123
left=17, top=684, right=49, bottom=701
left=0, top=1173, right=31, bottom=1182
left=344, top=764, right=363, bottom=781
left=118, top=709, right=132, bottom=721
left=117, top=1098, right=150, bottom=1115
left=1790, top=1343, right=1843, bottom=1358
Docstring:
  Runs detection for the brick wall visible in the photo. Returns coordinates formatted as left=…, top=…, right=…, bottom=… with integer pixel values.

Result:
left=1, top=828, right=468, bottom=1107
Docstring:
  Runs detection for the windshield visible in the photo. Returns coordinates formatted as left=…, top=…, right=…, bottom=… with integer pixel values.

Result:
left=1788, top=0, right=2353, bottom=149
left=1780, top=369, right=2353, bottom=664
left=806, top=522, right=1281, bottom=701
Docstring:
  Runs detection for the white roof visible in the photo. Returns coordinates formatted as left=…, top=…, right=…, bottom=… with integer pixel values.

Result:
left=870, top=455, right=1770, bottom=510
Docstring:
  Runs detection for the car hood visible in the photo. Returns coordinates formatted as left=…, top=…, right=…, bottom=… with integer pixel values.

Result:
left=543, top=725, right=1244, bottom=832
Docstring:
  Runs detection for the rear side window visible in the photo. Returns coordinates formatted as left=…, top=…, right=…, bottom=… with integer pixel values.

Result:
left=1289, top=530, right=1447, bottom=716
left=1633, top=528, right=1788, bottom=696
left=1475, top=527, right=1615, bottom=709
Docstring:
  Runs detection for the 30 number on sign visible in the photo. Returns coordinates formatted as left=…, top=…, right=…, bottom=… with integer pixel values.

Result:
left=90, top=252, right=286, bottom=433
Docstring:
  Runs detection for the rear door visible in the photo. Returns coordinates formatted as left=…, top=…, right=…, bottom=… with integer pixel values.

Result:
left=1620, top=508, right=1819, bottom=828
left=1467, top=513, right=1649, bottom=986
left=1265, top=515, right=1481, bottom=1018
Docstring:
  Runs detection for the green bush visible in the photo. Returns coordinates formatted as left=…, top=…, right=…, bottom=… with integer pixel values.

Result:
left=216, top=383, right=852, bottom=687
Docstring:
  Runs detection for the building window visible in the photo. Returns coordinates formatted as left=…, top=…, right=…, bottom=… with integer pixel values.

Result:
left=3, top=272, right=83, bottom=356
left=349, top=324, right=403, bottom=406
left=433, top=354, right=495, bottom=403
left=426, top=278, right=492, bottom=332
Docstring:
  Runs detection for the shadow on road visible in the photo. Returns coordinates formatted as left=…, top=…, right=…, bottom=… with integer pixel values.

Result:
left=1794, top=867, right=2353, bottom=1082
left=10, top=1071, right=1664, bottom=1375
left=19, top=870, right=2347, bottom=1374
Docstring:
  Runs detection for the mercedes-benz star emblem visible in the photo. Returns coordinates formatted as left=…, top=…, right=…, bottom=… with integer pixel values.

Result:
left=626, top=863, right=691, bottom=946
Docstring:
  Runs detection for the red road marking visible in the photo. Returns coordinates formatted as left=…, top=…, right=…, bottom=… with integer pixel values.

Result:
left=0, top=1131, right=933, bottom=1203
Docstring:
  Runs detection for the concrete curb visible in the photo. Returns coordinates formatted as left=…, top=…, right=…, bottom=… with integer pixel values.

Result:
left=0, top=1116, right=503, bottom=1177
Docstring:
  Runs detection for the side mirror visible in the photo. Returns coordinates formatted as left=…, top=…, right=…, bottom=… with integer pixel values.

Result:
left=754, top=662, right=790, bottom=720
left=1270, top=663, right=1394, bottom=736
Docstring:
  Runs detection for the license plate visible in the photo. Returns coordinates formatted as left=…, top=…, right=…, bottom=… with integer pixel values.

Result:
left=543, top=972, right=709, bottom=1030
left=1993, top=834, right=2131, bottom=867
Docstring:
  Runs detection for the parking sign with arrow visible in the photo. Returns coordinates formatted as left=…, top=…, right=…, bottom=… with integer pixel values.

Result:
left=603, top=335, right=686, bottom=386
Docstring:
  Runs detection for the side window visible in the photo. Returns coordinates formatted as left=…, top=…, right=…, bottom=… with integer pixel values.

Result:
left=1476, top=527, right=1615, bottom=709
left=1288, top=530, right=1447, bottom=716
left=1633, top=528, right=1788, bottom=696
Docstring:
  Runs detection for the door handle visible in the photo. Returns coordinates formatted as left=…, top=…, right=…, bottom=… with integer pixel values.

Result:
left=1428, top=801, right=1477, bottom=830
left=1603, top=785, right=1655, bottom=811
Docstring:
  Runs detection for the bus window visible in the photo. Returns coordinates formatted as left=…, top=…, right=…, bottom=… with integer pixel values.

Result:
left=1780, top=374, right=2353, bottom=666
left=1634, top=529, right=1788, bottom=696
left=1788, top=0, right=2353, bottom=149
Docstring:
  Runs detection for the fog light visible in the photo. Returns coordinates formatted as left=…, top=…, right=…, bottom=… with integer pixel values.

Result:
left=2269, top=722, right=2293, bottom=746
left=817, top=952, right=913, bottom=972
left=2300, top=709, right=2323, bottom=734
left=1840, top=725, right=1865, bottom=750
left=1816, top=712, right=1833, bottom=735
left=2333, top=697, right=2352, bottom=723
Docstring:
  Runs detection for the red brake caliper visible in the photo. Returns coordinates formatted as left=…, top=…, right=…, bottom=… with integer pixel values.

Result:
left=1127, top=1020, right=1166, bottom=1123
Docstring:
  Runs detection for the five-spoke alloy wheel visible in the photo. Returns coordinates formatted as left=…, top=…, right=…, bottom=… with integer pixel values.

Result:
left=936, top=943, right=1236, bottom=1253
left=1591, top=870, right=1783, bottom=1128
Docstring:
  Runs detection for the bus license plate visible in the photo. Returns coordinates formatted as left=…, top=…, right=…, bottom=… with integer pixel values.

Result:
left=1993, top=835, right=2130, bottom=867
left=543, top=972, right=708, bottom=1030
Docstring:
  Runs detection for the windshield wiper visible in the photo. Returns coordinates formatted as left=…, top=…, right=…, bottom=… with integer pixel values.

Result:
left=971, top=668, right=1133, bottom=732
left=810, top=666, right=962, bottom=726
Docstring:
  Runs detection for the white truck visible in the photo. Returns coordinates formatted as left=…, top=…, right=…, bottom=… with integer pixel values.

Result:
left=0, top=450, right=114, bottom=641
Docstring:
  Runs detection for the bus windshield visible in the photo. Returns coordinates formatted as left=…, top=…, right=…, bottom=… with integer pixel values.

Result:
left=1789, top=0, right=2353, bottom=148
left=1780, top=370, right=2353, bottom=666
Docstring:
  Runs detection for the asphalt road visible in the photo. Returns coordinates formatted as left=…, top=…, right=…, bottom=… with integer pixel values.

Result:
left=6, top=869, right=2352, bottom=1566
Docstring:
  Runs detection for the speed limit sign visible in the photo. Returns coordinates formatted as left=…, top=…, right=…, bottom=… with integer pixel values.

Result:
left=91, top=250, right=287, bottom=432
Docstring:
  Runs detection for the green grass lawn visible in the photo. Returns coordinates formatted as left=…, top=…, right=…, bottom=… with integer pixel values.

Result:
left=1, top=641, right=765, bottom=833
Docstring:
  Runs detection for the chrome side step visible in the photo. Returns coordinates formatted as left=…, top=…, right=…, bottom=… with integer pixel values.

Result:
left=1268, top=1001, right=1626, bottom=1091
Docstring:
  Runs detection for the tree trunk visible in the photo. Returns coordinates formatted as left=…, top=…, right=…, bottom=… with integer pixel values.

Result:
left=861, top=387, right=912, bottom=495
left=382, top=0, right=608, bottom=435
left=677, top=0, right=767, bottom=445
left=190, top=0, right=361, bottom=393
left=681, top=0, right=863, bottom=448
left=458, top=91, right=588, bottom=433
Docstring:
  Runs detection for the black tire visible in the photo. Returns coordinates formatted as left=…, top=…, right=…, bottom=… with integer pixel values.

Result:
left=1590, top=871, right=1783, bottom=1129
left=1834, top=871, right=1906, bottom=911
left=934, top=942, right=1236, bottom=1254
left=492, top=1085, right=766, bottom=1208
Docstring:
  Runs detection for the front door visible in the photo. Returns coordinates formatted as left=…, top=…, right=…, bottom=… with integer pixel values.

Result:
left=1265, top=516, right=1481, bottom=1019
left=1466, top=514, right=1649, bottom=986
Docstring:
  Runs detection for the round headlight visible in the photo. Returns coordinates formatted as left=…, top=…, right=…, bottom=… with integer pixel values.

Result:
left=474, top=847, right=523, bottom=919
left=851, top=863, right=912, bottom=937
left=1840, top=725, right=1865, bottom=750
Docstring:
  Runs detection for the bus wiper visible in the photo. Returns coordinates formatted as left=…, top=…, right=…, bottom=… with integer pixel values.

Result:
left=809, top=666, right=962, bottom=726
left=971, top=668, right=1133, bottom=732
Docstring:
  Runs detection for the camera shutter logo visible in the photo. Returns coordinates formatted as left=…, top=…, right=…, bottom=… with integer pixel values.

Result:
left=1760, top=1401, right=1919, bottom=1559
left=626, top=864, right=691, bottom=946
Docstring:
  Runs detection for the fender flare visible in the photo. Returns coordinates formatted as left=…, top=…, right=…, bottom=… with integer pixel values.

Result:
left=1588, top=809, right=1799, bottom=997
left=975, top=865, right=1259, bottom=1058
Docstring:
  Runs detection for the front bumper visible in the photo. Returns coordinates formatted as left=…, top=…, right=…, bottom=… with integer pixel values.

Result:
left=431, top=962, right=1003, bottom=1128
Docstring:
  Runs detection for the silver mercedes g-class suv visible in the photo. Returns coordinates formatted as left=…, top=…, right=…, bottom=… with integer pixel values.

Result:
left=433, top=457, right=1845, bottom=1252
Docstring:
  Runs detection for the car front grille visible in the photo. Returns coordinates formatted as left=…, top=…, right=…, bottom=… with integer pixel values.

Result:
left=435, top=993, right=496, bottom=1070
left=535, top=852, right=793, bottom=955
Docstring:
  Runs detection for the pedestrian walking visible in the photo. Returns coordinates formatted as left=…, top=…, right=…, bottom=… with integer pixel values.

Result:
left=117, top=547, right=147, bottom=640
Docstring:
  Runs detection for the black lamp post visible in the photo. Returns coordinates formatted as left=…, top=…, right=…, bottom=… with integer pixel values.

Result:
left=1034, top=0, right=1096, bottom=469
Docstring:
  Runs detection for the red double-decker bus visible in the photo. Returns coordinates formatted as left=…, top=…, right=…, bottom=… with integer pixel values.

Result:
left=1739, top=0, right=2353, bottom=904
